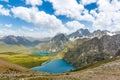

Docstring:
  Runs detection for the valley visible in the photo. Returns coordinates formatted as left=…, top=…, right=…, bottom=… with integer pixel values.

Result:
left=1, top=29, right=120, bottom=80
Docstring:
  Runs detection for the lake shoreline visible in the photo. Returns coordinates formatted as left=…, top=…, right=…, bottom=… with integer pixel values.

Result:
left=31, top=59, right=76, bottom=74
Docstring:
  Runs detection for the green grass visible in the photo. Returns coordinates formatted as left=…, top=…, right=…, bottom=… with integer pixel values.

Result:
left=0, top=52, right=55, bottom=68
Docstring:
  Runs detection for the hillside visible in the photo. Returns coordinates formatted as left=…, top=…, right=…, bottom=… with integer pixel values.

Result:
left=0, top=57, right=30, bottom=73
left=0, top=57, right=52, bottom=80
left=64, top=34, right=120, bottom=67
left=0, top=52, right=55, bottom=68
left=1, top=55, right=120, bottom=80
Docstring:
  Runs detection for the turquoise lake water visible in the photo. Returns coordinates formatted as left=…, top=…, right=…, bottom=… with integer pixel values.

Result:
left=32, top=52, right=50, bottom=56
left=31, top=59, right=76, bottom=74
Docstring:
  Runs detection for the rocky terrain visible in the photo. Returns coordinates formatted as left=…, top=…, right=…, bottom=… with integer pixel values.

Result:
left=64, top=34, right=120, bottom=67
left=68, top=29, right=91, bottom=40
left=89, top=30, right=114, bottom=38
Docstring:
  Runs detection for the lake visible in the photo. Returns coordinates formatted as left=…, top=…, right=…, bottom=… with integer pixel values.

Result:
left=31, top=59, right=76, bottom=74
left=32, top=52, right=50, bottom=56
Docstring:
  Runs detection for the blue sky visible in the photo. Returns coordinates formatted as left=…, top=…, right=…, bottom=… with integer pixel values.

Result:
left=0, top=0, right=120, bottom=38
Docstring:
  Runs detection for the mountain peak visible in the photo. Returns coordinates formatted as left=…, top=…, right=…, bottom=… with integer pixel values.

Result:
left=51, top=33, right=69, bottom=42
left=89, top=30, right=115, bottom=38
left=68, top=28, right=91, bottom=41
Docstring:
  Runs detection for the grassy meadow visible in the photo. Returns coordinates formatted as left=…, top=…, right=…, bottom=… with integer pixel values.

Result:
left=0, top=52, right=60, bottom=68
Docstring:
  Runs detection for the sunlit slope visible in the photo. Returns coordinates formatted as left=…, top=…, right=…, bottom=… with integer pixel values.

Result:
left=0, top=57, right=50, bottom=80
left=0, top=57, right=30, bottom=73
left=0, top=52, right=55, bottom=68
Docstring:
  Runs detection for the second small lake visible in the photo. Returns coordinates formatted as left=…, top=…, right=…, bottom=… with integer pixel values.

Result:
left=32, top=52, right=50, bottom=56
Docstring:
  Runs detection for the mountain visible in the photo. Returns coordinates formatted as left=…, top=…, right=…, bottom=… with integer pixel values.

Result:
left=51, top=33, right=69, bottom=43
left=68, top=29, right=91, bottom=41
left=68, top=29, right=118, bottom=41
left=0, top=35, right=40, bottom=47
left=89, top=30, right=115, bottom=38
left=64, top=34, right=120, bottom=67
left=36, top=33, right=69, bottom=53
left=114, top=31, right=120, bottom=35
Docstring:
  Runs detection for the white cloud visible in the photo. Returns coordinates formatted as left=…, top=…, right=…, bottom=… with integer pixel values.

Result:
left=0, top=0, right=9, bottom=2
left=5, top=24, right=12, bottom=28
left=97, top=0, right=120, bottom=12
left=92, top=0, right=120, bottom=31
left=66, top=20, right=85, bottom=32
left=22, top=26, right=35, bottom=32
left=26, top=0, right=42, bottom=6
left=0, top=5, right=10, bottom=16
left=3, top=0, right=119, bottom=38
left=81, top=0, right=97, bottom=5
left=11, top=6, right=69, bottom=36
left=0, top=28, right=21, bottom=37
left=48, top=0, right=83, bottom=17
left=93, top=12, right=112, bottom=30
left=45, top=0, right=120, bottom=32
left=46, top=0, right=94, bottom=22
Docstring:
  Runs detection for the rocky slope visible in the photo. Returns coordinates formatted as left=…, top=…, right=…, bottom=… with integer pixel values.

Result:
left=68, top=28, right=91, bottom=41
left=35, top=29, right=120, bottom=56
left=64, top=34, right=120, bottom=67
left=89, top=30, right=115, bottom=38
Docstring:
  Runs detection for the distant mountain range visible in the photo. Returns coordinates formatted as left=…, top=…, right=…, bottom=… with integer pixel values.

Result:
left=0, top=35, right=40, bottom=47
left=89, top=30, right=115, bottom=38
left=68, top=29, right=118, bottom=40
left=0, top=28, right=120, bottom=51
left=28, top=28, right=120, bottom=52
